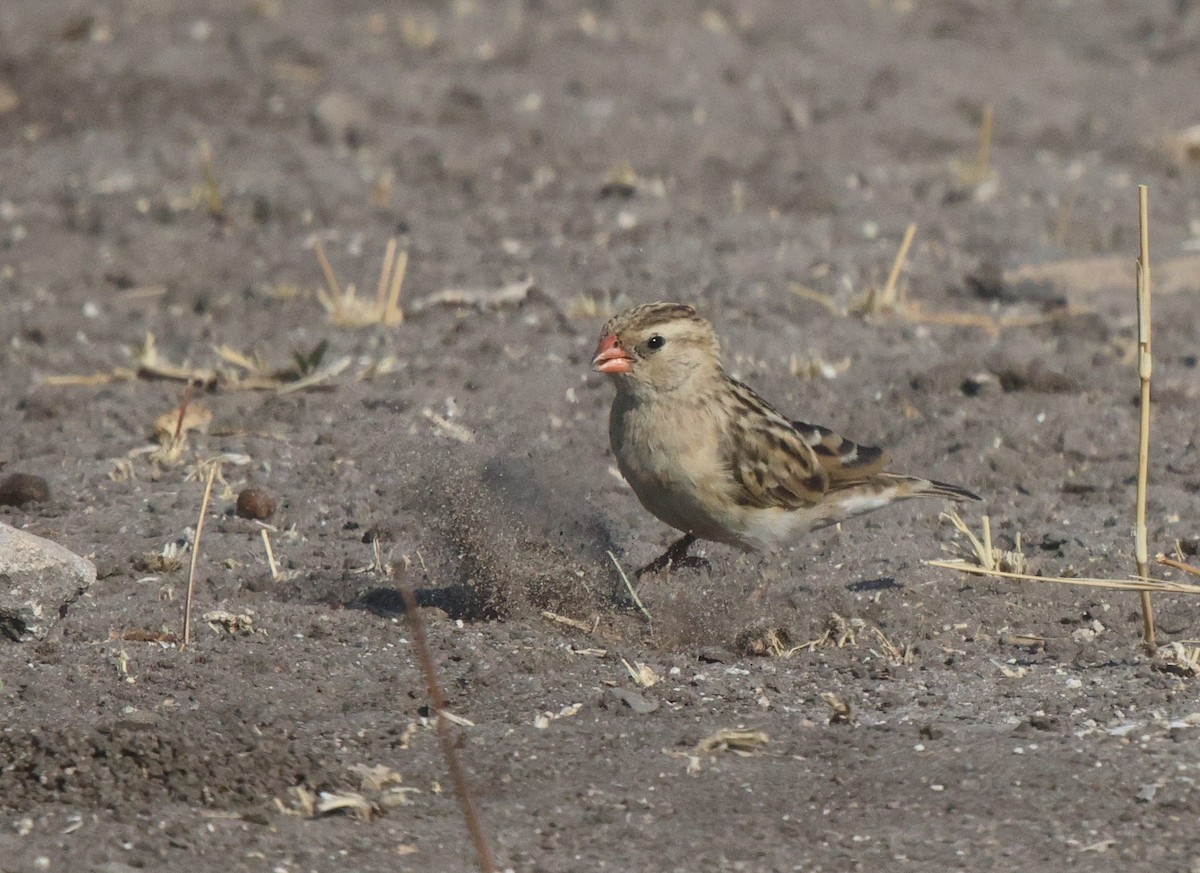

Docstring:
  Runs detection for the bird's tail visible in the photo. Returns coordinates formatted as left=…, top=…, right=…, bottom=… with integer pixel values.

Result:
left=893, top=475, right=982, bottom=503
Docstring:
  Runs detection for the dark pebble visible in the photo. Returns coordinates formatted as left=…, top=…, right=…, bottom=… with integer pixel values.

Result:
left=236, top=486, right=277, bottom=520
left=0, top=473, right=50, bottom=506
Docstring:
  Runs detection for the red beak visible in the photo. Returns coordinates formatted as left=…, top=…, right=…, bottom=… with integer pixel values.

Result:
left=592, top=333, right=634, bottom=375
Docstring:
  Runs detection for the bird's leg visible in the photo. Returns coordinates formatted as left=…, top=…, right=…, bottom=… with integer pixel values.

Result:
left=636, top=533, right=711, bottom=577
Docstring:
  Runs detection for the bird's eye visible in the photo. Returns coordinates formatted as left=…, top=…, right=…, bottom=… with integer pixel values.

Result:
left=646, top=334, right=666, bottom=351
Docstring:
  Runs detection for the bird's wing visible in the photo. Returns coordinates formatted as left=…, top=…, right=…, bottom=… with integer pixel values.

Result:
left=722, top=379, right=890, bottom=510
left=789, top=419, right=890, bottom=490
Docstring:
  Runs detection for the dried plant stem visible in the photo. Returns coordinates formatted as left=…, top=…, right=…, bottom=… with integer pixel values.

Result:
left=313, top=239, right=343, bottom=300
left=607, top=550, right=652, bottom=621
left=373, top=237, right=398, bottom=310
left=880, top=223, right=917, bottom=307
left=182, top=462, right=219, bottom=648
left=977, top=105, right=994, bottom=178
left=398, top=584, right=497, bottom=873
left=928, top=561, right=1200, bottom=595
left=1158, top=554, right=1200, bottom=579
left=1134, top=185, right=1156, bottom=649
left=260, top=528, right=280, bottom=581
left=384, top=248, right=408, bottom=326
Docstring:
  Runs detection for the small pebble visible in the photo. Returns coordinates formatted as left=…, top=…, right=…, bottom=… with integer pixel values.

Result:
left=0, top=473, right=50, bottom=506
left=236, top=486, right=277, bottom=520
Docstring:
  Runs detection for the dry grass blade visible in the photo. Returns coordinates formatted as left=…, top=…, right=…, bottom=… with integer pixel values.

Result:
left=869, top=626, right=914, bottom=665
left=820, top=691, right=855, bottom=725
left=261, top=528, right=281, bottom=581
left=1133, top=184, right=1156, bottom=648
left=541, top=610, right=595, bottom=632
left=853, top=223, right=916, bottom=314
left=607, top=550, right=651, bottom=620
left=1158, top=554, right=1200, bottom=578
left=928, top=560, right=1200, bottom=595
left=789, top=282, right=845, bottom=317
left=1154, top=642, right=1200, bottom=677
left=410, top=277, right=534, bottom=314
left=314, top=237, right=408, bottom=327
left=274, top=354, right=351, bottom=395
left=879, top=222, right=917, bottom=309
left=182, top=461, right=220, bottom=648
left=940, top=511, right=1026, bottom=574
left=397, top=583, right=497, bottom=873
left=134, top=333, right=218, bottom=386
left=694, top=728, right=770, bottom=755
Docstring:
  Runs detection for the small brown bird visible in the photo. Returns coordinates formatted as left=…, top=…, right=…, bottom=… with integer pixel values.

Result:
left=592, top=302, right=981, bottom=574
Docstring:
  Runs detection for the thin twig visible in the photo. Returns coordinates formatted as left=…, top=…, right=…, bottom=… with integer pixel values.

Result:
left=313, top=239, right=343, bottom=301
left=182, top=462, right=219, bottom=648
left=260, top=528, right=280, bottom=581
left=373, top=237, right=398, bottom=312
left=384, top=249, right=408, bottom=326
left=1134, top=184, right=1156, bottom=649
left=928, top=560, right=1200, bottom=594
left=879, top=223, right=917, bottom=308
left=1158, top=554, right=1200, bottom=579
left=976, top=104, right=994, bottom=179
left=398, top=584, right=497, bottom=873
left=607, top=550, right=652, bottom=621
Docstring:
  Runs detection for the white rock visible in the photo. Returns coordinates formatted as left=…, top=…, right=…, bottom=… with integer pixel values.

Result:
left=0, top=522, right=95, bottom=640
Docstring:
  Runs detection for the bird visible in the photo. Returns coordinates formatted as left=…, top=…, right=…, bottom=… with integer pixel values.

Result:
left=592, top=301, right=981, bottom=576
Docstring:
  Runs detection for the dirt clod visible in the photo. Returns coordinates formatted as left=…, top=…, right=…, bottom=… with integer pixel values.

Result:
left=0, top=473, right=50, bottom=507
left=236, top=486, right=277, bottom=520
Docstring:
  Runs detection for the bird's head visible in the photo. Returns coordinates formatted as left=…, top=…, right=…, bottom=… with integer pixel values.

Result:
left=591, top=302, right=722, bottom=395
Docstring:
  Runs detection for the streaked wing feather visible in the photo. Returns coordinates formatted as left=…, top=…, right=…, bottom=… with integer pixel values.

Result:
left=789, top=419, right=890, bottom=488
left=723, top=380, right=829, bottom=510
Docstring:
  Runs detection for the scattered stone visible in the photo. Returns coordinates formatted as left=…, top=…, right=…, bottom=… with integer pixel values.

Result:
left=236, top=486, right=277, bottom=520
left=0, top=81, right=19, bottom=115
left=0, top=522, right=95, bottom=640
left=311, top=90, right=371, bottom=147
left=605, top=687, right=659, bottom=714
left=0, top=473, right=51, bottom=507
left=965, top=257, right=1065, bottom=309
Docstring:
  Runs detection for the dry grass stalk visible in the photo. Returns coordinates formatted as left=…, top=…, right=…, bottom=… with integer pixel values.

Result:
left=1154, top=642, right=1200, bottom=677
left=541, top=610, right=597, bottom=633
left=952, top=105, right=996, bottom=188
left=182, top=461, right=220, bottom=648
left=789, top=277, right=1088, bottom=337
left=694, top=728, right=769, bottom=755
left=885, top=302, right=1090, bottom=337
left=976, top=104, right=994, bottom=180
left=196, top=140, right=224, bottom=220
left=1158, top=554, right=1200, bottom=579
left=136, top=333, right=218, bottom=386
left=260, top=528, right=281, bottom=581
left=1134, top=185, right=1156, bottom=648
left=789, top=283, right=846, bottom=317
left=621, top=658, right=659, bottom=687
left=928, top=561, right=1200, bottom=595
left=607, top=550, right=651, bottom=620
left=314, top=237, right=407, bottom=327
left=397, top=582, right=497, bottom=873
left=869, top=626, right=914, bottom=666
left=409, top=277, right=534, bottom=314
left=820, top=691, right=855, bottom=725
left=940, top=511, right=1026, bottom=574
left=853, top=223, right=917, bottom=314
left=878, top=222, right=917, bottom=310
left=422, top=409, right=475, bottom=443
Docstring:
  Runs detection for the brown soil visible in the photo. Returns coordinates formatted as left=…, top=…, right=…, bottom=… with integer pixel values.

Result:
left=3, top=2, right=1200, bottom=871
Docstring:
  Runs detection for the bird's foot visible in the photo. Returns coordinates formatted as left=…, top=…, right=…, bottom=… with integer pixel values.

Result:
left=635, top=534, right=710, bottom=578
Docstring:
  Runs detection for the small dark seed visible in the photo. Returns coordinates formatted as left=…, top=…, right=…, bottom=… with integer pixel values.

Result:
left=0, top=473, right=50, bottom=507
left=236, top=486, right=277, bottom=520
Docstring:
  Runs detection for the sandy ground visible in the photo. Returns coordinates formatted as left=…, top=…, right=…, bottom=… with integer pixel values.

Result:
left=3, top=1, right=1200, bottom=871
